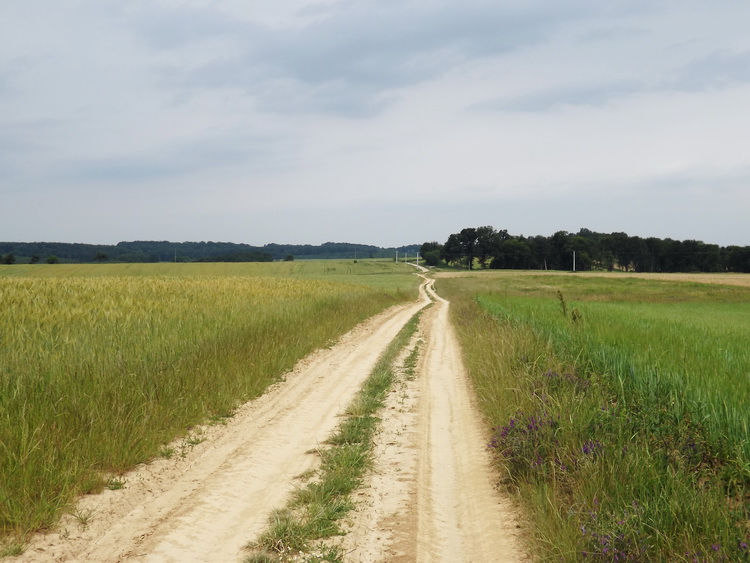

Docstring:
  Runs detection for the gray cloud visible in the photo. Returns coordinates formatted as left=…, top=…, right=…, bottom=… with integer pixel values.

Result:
left=0, top=73, right=10, bottom=98
left=137, top=1, right=593, bottom=116
left=471, top=80, right=643, bottom=113
left=668, top=50, right=750, bottom=92
left=58, top=130, right=289, bottom=186
left=470, top=47, right=750, bottom=115
left=128, top=6, right=247, bottom=51
left=0, top=118, right=64, bottom=182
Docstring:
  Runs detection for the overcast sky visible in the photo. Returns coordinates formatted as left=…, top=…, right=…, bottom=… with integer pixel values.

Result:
left=2, top=1, right=749, bottom=247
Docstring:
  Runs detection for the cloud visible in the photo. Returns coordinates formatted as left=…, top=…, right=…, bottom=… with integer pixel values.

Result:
left=471, top=80, right=643, bottom=113
left=133, top=1, right=591, bottom=117
left=2, top=1, right=750, bottom=247
left=57, top=129, right=290, bottom=187
left=0, top=118, right=65, bottom=183
left=0, top=72, right=11, bottom=98
left=668, top=50, right=750, bottom=92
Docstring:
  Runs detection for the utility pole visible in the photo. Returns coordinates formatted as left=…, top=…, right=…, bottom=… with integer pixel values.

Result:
left=573, top=250, right=576, bottom=272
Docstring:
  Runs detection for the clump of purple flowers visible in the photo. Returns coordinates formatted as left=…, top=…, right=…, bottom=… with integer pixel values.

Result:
left=488, top=409, right=561, bottom=479
left=582, top=440, right=603, bottom=457
left=578, top=501, right=649, bottom=561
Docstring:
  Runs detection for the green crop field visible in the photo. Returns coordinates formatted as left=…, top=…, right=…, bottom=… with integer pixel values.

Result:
left=0, top=260, right=419, bottom=542
left=438, top=271, right=750, bottom=561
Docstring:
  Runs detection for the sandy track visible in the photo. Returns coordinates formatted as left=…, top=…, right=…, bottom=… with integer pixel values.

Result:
left=16, top=285, right=430, bottom=563
left=342, top=278, right=526, bottom=562
left=414, top=280, right=525, bottom=562
left=15, top=274, right=527, bottom=562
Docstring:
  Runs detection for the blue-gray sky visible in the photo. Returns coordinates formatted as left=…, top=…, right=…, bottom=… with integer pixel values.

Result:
left=2, top=1, right=749, bottom=247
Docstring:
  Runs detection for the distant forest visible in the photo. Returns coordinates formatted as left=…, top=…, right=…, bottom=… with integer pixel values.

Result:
left=0, top=240, right=420, bottom=265
left=3, top=229, right=750, bottom=273
left=421, top=226, right=750, bottom=273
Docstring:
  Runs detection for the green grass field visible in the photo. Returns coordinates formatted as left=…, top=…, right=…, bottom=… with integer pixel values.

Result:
left=438, top=271, right=750, bottom=561
left=0, top=260, right=419, bottom=542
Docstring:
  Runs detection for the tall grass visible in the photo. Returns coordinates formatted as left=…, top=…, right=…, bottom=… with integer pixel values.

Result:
left=0, top=262, right=419, bottom=540
left=439, top=272, right=750, bottom=561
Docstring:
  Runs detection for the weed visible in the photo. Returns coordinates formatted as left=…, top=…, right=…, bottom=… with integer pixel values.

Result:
left=0, top=541, right=25, bottom=557
left=208, top=412, right=235, bottom=426
left=557, top=290, right=568, bottom=318
left=402, top=339, right=422, bottom=379
left=70, top=507, right=95, bottom=530
left=184, top=434, right=206, bottom=447
left=245, top=553, right=280, bottom=563
left=106, top=477, right=126, bottom=490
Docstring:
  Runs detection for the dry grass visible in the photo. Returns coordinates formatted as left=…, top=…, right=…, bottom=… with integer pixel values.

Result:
left=435, top=269, right=750, bottom=288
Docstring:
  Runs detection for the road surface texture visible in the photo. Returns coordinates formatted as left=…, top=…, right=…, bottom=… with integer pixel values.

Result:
left=15, top=275, right=527, bottom=562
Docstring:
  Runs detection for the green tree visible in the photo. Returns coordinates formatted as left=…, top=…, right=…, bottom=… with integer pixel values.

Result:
left=550, top=231, right=572, bottom=270
left=420, top=241, right=441, bottom=256
left=420, top=241, right=443, bottom=267
left=490, top=238, right=531, bottom=269
left=568, top=235, right=593, bottom=271
left=526, top=235, right=553, bottom=270
left=475, top=226, right=498, bottom=269
left=457, top=228, right=478, bottom=269
left=422, top=250, right=441, bottom=267
left=440, top=234, right=464, bottom=267
left=46, top=255, right=60, bottom=264
left=2, top=253, right=15, bottom=265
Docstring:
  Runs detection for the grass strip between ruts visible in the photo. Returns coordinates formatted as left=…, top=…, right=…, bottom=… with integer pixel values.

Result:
left=245, top=308, right=426, bottom=563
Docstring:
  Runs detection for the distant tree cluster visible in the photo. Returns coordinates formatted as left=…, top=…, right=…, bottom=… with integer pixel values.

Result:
left=0, top=240, right=421, bottom=264
left=198, top=251, right=273, bottom=263
left=422, top=226, right=750, bottom=273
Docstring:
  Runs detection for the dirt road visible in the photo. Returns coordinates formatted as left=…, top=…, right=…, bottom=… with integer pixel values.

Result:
left=341, top=278, right=526, bottom=562
left=15, top=275, right=526, bottom=562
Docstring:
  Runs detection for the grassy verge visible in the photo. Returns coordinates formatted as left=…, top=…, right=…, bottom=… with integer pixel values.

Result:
left=0, top=262, right=420, bottom=547
left=438, top=272, right=749, bottom=562
left=245, top=310, right=425, bottom=562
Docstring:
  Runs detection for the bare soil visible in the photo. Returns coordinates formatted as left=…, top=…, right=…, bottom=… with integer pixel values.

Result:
left=13, top=275, right=527, bottom=562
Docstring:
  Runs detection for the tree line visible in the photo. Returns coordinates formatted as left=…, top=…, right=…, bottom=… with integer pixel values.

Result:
left=0, top=240, right=421, bottom=264
left=420, top=226, right=750, bottom=273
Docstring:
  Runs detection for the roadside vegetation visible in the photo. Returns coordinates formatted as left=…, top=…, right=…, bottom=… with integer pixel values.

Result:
left=0, top=260, right=419, bottom=548
left=439, top=272, right=749, bottom=561
left=246, top=310, right=425, bottom=562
